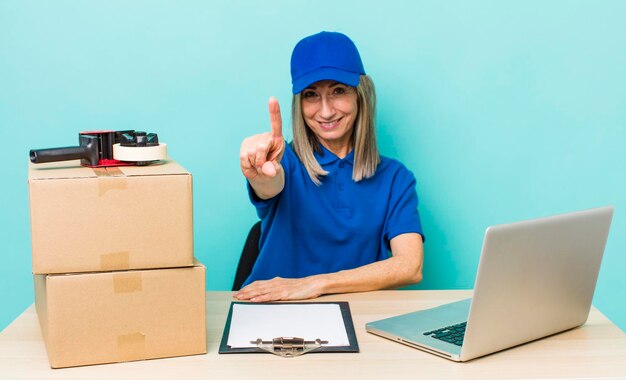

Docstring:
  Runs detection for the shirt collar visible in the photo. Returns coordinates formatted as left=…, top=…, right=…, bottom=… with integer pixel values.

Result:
left=314, top=143, right=355, bottom=166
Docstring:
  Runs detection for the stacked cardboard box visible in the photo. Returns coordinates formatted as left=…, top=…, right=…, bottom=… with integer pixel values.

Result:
left=28, top=160, right=206, bottom=368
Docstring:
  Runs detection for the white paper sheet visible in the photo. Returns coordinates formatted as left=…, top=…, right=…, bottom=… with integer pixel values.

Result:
left=227, top=303, right=350, bottom=348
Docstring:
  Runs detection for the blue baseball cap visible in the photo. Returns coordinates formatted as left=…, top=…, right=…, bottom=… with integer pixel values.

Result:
left=290, top=31, right=366, bottom=94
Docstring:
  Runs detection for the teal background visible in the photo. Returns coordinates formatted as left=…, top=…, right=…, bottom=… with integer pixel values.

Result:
left=1, top=1, right=624, bottom=332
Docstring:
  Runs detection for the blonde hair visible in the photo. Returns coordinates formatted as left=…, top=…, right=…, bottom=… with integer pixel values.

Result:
left=291, top=75, right=380, bottom=185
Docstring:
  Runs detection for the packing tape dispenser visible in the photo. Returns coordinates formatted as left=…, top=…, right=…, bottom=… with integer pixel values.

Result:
left=29, top=130, right=167, bottom=167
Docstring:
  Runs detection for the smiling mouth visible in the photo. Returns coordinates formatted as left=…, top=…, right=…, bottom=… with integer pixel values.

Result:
left=318, top=117, right=342, bottom=130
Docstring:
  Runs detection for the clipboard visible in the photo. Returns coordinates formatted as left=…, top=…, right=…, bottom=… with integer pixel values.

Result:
left=219, top=301, right=359, bottom=356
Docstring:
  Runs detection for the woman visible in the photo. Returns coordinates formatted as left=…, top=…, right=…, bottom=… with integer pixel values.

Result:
left=236, top=31, right=424, bottom=302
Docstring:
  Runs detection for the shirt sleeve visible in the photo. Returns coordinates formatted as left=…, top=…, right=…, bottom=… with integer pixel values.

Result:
left=383, top=165, right=425, bottom=244
left=246, top=181, right=278, bottom=219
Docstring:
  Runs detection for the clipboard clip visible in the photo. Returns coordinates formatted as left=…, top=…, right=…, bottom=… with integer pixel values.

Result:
left=251, top=337, right=328, bottom=358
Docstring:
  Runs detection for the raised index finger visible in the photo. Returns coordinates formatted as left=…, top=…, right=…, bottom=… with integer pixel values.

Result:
left=268, top=96, right=283, bottom=138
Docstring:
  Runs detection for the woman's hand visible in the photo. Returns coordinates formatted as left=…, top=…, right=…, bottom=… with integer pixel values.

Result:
left=240, top=97, right=286, bottom=197
left=234, top=276, right=326, bottom=302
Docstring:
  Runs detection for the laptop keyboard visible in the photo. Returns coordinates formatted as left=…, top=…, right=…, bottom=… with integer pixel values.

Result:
left=423, top=321, right=466, bottom=346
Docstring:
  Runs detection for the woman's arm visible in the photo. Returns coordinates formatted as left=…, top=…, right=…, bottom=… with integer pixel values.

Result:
left=234, top=232, right=423, bottom=302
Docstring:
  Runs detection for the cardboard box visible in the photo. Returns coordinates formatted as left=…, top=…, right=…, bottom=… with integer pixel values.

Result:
left=28, top=159, right=194, bottom=274
left=34, top=261, right=207, bottom=368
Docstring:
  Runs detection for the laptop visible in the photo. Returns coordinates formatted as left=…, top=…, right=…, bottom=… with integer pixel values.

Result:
left=366, top=206, right=614, bottom=362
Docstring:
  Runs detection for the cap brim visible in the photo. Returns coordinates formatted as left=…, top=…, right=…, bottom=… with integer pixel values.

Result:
left=292, top=67, right=361, bottom=94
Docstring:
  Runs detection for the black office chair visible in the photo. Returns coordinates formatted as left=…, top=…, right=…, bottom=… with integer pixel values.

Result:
left=232, top=221, right=262, bottom=291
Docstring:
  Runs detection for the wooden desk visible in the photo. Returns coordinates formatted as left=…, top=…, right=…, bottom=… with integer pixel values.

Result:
left=1, top=290, right=625, bottom=379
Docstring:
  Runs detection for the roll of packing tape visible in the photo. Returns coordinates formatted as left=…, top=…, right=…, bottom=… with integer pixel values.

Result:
left=112, top=143, right=167, bottom=162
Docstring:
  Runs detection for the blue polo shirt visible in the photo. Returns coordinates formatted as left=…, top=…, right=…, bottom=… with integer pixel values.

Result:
left=242, top=143, right=423, bottom=287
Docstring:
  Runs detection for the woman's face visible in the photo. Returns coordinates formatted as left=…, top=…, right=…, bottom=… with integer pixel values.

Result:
left=301, top=80, right=358, bottom=153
